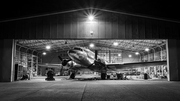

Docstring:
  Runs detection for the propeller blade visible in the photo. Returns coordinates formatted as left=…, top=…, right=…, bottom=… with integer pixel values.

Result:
left=93, top=59, right=108, bottom=70
left=58, top=55, right=72, bottom=66
left=94, top=60, right=105, bottom=67
left=106, top=65, right=116, bottom=71
left=60, top=65, right=64, bottom=76
left=62, top=59, right=72, bottom=66
left=58, top=55, right=72, bottom=76
left=87, top=63, right=94, bottom=69
left=58, top=55, right=63, bottom=61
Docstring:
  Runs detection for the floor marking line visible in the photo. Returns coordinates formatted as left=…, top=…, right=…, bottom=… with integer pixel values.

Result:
left=81, top=83, right=87, bottom=101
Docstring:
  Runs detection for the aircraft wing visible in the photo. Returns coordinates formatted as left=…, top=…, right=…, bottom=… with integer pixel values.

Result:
left=106, top=60, right=167, bottom=70
left=38, top=63, right=62, bottom=68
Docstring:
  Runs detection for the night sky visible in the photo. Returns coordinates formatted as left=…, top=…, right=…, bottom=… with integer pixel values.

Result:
left=0, top=0, right=180, bottom=22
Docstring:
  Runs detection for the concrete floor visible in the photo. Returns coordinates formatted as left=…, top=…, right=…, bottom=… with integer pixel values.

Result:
left=0, top=76, right=180, bottom=101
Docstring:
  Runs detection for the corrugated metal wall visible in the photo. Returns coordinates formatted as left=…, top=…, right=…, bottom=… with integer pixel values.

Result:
left=0, top=10, right=180, bottom=39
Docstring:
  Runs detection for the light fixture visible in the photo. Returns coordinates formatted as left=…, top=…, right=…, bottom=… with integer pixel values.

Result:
left=128, top=55, right=132, bottom=58
left=42, top=52, right=46, bottom=55
left=88, top=15, right=94, bottom=21
left=46, top=45, right=51, bottom=50
left=89, top=43, right=94, bottom=48
left=90, top=31, right=93, bottom=35
left=145, top=48, right=149, bottom=52
left=135, top=52, right=139, bottom=55
left=118, top=54, right=121, bottom=56
left=113, top=42, right=118, bottom=46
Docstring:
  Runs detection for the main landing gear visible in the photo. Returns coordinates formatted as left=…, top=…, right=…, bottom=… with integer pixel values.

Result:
left=69, top=70, right=76, bottom=79
left=101, top=73, right=107, bottom=80
left=70, top=72, right=75, bottom=79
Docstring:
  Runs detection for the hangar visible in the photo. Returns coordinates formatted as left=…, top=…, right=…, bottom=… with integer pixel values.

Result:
left=0, top=8, right=180, bottom=82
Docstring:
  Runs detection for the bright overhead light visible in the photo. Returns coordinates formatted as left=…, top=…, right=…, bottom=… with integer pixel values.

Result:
left=42, top=52, right=46, bottom=55
left=90, top=31, right=93, bottom=34
left=113, top=42, right=118, bottom=46
left=88, top=15, right=94, bottom=21
left=89, top=43, right=94, bottom=48
left=135, top=52, right=139, bottom=55
left=145, top=48, right=149, bottom=52
left=46, top=45, right=51, bottom=50
left=128, top=55, right=132, bottom=58
left=118, top=54, right=121, bottom=56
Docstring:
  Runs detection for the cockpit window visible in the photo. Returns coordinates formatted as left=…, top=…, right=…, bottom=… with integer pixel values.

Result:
left=73, top=47, right=83, bottom=51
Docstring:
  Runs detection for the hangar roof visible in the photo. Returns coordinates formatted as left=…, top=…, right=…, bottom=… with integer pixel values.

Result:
left=0, top=1, right=180, bottom=22
left=16, top=40, right=166, bottom=53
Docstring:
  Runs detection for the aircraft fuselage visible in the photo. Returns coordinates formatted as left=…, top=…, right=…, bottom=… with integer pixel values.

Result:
left=67, top=47, right=106, bottom=72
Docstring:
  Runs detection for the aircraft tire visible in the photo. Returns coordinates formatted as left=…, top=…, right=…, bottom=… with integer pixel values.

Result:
left=70, top=72, right=75, bottom=79
left=101, top=73, right=107, bottom=80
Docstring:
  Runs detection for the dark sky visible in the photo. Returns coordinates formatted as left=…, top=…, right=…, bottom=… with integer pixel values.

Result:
left=0, top=0, right=180, bottom=22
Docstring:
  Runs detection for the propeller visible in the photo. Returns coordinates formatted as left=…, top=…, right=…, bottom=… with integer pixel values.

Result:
left=58, top=55, right=72, bottom=76
left=58, top=55, right=72, bottom=66
left=58, top=56, right=63, bottom=61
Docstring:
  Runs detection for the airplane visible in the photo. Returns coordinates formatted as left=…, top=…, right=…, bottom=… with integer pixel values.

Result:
left=56, top=46, right=167, bottom=80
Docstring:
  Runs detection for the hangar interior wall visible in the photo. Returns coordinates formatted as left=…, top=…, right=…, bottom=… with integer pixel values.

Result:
left=141, top=45, right=167, bottom=62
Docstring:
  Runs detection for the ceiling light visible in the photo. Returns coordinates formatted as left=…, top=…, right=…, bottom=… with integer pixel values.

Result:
left=90, top=31, right=94, bottom=35
left=145, top=48, right=149, bottom=52
left=128, top=55, right=132, bottom=58
left=113, top=42, right=118, bottom=46
left=118, top=54, right=121, bottom=56
left=89, top=43, right=94, bottom=48
left=135, top=52, right=139, bottom=55
left=88, top=15, right=94, bottom=21
left=42, top=52, right=46, bottom=55
left=46, top=45, right=51, bottom=50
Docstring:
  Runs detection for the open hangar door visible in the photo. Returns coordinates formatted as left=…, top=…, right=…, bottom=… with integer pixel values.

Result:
left=15, top=39, right=167, bottom=81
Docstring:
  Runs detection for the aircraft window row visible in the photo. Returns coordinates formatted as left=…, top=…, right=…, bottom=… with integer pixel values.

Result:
left=74, top=47, right=83, bottom=51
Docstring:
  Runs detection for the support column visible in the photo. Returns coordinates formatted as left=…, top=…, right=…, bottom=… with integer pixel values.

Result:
left=109, top=50, right=111, bottom=63
left=147, top=52, right=149, bottom=62
left=166, top=39, right=180, bottom=81
left=141, top=52, right=145, bottom=62
left=0, top=39, right=16, bottom=82
left=159, top=46, right=163, bottom=61
left=152, top=48, right=155, bottom=61
left=121, top=51, right=123, bottom=63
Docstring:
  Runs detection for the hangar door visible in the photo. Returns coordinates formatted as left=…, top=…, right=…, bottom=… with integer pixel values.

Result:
left=15, top=39, right=167, bottom=80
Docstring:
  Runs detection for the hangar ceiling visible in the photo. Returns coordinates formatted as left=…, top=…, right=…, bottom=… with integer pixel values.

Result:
left=0, top=1, right=180, bottom=22
left=16, top=40, right=166, bottom=53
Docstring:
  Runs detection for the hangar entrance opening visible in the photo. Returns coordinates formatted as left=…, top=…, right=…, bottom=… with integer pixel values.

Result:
left=15, top=39, right=167, bottom=81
